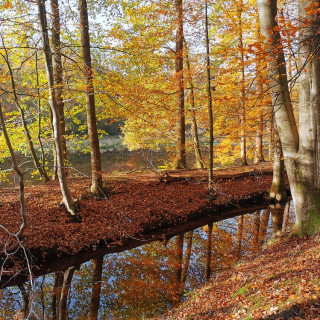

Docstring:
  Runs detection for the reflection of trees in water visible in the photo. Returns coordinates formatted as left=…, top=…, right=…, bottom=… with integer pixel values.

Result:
left=0, top=204, right=297, bottom=319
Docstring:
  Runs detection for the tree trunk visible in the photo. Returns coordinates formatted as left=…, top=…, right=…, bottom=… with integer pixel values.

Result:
left=89, top=257, right=104, bottom=320
left=37, top=0, right=76, bottom=214
left=257, top=0, right=320, bottom=235
left=205, top=1, right=215, bottom=190
left=236, top=215, right=243, bottom=259
left=282, top=201, right=290, bottom=233
left=253, top=211, right=260, bottom=252
left=51, top=0, right=67, bottom=175
left=78, top=0, right=103, bottom=195
left=172, top=233, right=184, bottom=306
left=174, top=0, right=186, bottom=169
left=205, top=222, right=213, bottom=280
left=269, top=128, right=287, bottom=202
left=184, top=39, right=205, bottom=169
left=238, top=1, right=248, bottom=166
left=58, top=266, right=76, bottom=320
left=52, top=271, right=64, bottom=320
left=270, top=203, right=285, bottom=238
left=259, top=209, right=270, bottom=248
left=181, top=230, right=193, bottom=284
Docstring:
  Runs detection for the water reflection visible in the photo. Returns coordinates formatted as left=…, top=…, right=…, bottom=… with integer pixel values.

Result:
left=0, top=204, right=295, bottom=319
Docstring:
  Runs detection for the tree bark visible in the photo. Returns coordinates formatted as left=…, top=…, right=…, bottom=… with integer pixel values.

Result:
left=205, top=222, right=213, bottom=280
left=238, top=0, right=248, bottom=165
left=172, top=233, right=184, bottom=306
left=236, top=215, right=243, bottom=259
left=256, top=0, right=320, bottom=235
left=269, top=128, right=287, bottom=202
left=37, top=0, right=76, bottom=214
left=174, top=0, right=186, bottom=169
left=181, top=230, right=193, bottom=284
left=205, top=1, right=215, bottom=190
left=51, top=0, right=67, bottom=175
left=184, top=39, right=205, bottom=169
left=78, top=0, right=103, bottom=194
left=89, top=257, right=104, bottom=320
left=58, top=266, right=76, bottom=320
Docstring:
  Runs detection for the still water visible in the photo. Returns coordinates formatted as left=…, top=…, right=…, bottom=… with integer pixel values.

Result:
left=0, top=203, right=294, bottom=319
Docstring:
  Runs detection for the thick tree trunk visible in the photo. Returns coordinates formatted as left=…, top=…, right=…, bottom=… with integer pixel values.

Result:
left=269, top=128, right=287, bottom=202
left=51, top=0, right=67, bottom=175
left=52, top=271, right=64, bottom=320
left=257, top=0, right=320, bottom=234
left=78, top=0, right=103, bottom=194
left=37, top=0, right=76, bottom=214
left=174, top=0, right=186, bottom=169
left=270, top=203, right=285, bottom=238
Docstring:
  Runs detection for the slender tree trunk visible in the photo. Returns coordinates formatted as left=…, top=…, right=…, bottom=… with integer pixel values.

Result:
left=174, top=0, right=186, bottom=169
left=238, top=1, right=248, bottom=166
left=181, top=230, right=193, bottom=284
left=205, top=222, right=213, bottom=280
left=78, top=0, right=103, bottom=194
left=282, top=201, right=290, bottom=233
left=253, top=211, right=260, bottom=252
left=205, top=1, right=215, bottom=190
left=0, top=103, right=27, bottom=237
left=269, top=127, right=287, bottom=202
left=37, top=0, right=76, bottom=214
left=184, top=39, right=204, bottom=169
left=89, top=257, right=104, bottom=320
left=52, top=271, right=64, bottom=320
left=18, top=284, right=30, bottom=319
left=236, top=215, right=243, bottom=259
left=51, top=0, right=67, bottom=175
left=259, top=209, right=270, bottom=248
left=254, top=30, right=265, bottom=164
left=172, top=233, right=184, bottom=306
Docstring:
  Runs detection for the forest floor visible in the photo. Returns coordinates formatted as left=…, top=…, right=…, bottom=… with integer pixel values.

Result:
left=156, top=233, right=320, bottom=320
left=0, top=162, right=278, bottom=284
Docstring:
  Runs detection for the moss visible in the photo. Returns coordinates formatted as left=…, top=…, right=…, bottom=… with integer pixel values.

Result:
left=233, top=285, right=249, bottom=298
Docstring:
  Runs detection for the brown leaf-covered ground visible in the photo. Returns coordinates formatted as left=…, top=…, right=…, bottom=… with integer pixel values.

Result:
left=156, top=233, right=320, bottom=320
left=0, top=163, right=275, bottom=278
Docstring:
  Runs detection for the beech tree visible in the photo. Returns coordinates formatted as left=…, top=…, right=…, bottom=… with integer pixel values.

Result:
left=37, top=0, right=76, bottom=214
left=174, top=0, right=186, bottom=169
left=257, top=0, right=320, bottom=234
left=78, top=0, right=103, bottom=195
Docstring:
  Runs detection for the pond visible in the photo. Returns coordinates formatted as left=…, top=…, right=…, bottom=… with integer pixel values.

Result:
left=0, top=202, right=295, bottom=319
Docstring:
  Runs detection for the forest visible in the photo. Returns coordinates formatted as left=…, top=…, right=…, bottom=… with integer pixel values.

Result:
left=1, top=0, right=320, bottom=318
